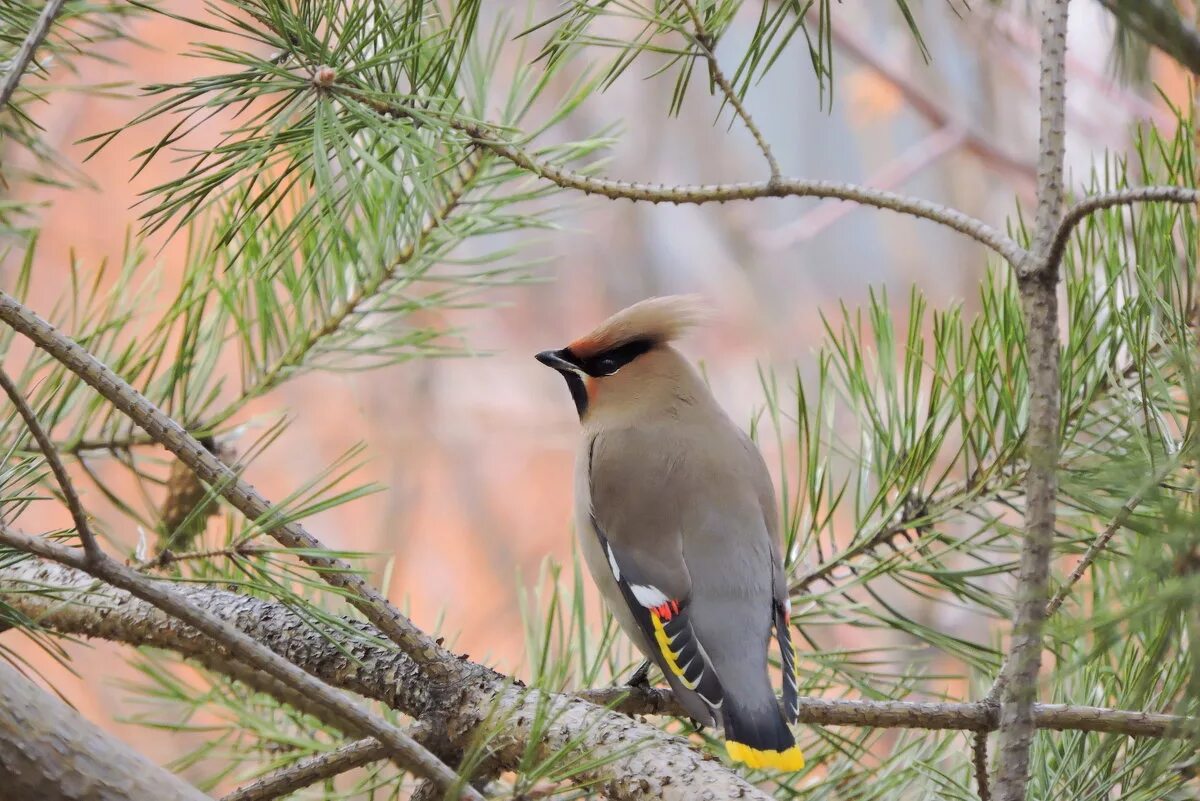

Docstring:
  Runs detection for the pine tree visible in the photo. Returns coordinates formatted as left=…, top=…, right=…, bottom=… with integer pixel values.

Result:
left=1, top=2, right=1198, bottom=800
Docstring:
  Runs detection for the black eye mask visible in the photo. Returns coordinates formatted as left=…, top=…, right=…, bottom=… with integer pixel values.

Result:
left=575, top=338, right=654, bottom=377
left=536, top=338, right=657, bottom=418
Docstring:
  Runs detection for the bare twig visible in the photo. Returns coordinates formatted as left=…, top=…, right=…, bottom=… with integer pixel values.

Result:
left=451, top=115, right=1029, bottom=266
left=972, top=731, right=992, bottom=801
left=138, top=543, right=265, bottom=572
left=995, top=2, right=1070, bottom=799
left=588, top=688, right=1193, bottom=738
left=1046, top=186, right=1200, bottom=276
left=0, top=527, right=480, bottom=801
left=220, top=738, right=391, bottom=801
left=0, top=368, right=102, bottom=561
left=678, top=0, right=781, bottom=180
left=0, top=0, right=67, bottom=109
left=349, top=92, right=1028, bottom=267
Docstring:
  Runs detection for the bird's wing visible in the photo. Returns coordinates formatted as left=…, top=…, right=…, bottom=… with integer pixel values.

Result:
left=586, top=428, right=725, bottom=711
left=739, top=428, right=800, bottom=723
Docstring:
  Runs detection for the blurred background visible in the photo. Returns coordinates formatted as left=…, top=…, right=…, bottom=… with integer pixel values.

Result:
left=2, top=0, right=1194, bottom=774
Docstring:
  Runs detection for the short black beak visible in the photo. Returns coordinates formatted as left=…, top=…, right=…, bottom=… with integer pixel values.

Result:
left=535, top=349, right=579, bottom=373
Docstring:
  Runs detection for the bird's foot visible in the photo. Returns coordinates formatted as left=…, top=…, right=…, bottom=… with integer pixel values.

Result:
left=624, top=660, right=652, bottom=690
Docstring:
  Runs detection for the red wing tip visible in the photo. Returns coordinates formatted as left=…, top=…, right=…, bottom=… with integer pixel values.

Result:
left=650, top=600, right=681, bottom=620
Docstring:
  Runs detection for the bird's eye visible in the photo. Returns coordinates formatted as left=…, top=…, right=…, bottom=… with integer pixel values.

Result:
left=595, top=358, right=618, bottom=375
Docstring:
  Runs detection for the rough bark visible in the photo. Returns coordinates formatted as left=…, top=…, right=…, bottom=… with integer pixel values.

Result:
left=994, top=3, right=1069, bottom=800
left=0, top=557, right=771, bottom=801
left=0, top=659, right=210, bottom=801
left=2, top=559, right=1191, bottom=741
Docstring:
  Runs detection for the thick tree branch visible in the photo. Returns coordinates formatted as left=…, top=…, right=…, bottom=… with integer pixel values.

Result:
left=0, top=658, right=210, bottom=801
left=0, top=0, right=67, bottom=109
left=0, top=530, right=480, bottom=801
left=996, top=2, right=1069, bottom=800
left=0, top=368, right=102, bottom=560
left=2, top=557, right=1193, bottom=741
left=678, top=0, right=781, bottom=180
left=0, top=556, right=771, bottom=801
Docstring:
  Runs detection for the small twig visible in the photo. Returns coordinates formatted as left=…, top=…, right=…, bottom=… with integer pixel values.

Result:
left=0, top=526, right=481, bottom=801
left=972, top=730, right=991, bottom=801
left=0, top=368, right=102, bottom=561
left=220, top=738, right=389, bottom=801
left=1044, top=186, right=1200, bottom=277
left=574, top=687, right=1191, bottom=738
left=678, top=0, right=781, bottom=181
left=0, top=0, right=68, bottom=109
left=137, top=543, right=265, bottom=572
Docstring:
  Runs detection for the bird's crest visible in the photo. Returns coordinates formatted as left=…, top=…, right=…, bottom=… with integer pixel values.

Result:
left=569, top=295, right=708, bottom=357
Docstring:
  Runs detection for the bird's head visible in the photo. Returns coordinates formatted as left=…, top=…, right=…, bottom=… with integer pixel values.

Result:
left=536, top=295, right=708, bottom=422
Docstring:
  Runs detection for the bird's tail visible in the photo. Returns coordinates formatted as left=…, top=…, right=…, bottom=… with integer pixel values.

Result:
left=722, top=699, right=805, bottom=772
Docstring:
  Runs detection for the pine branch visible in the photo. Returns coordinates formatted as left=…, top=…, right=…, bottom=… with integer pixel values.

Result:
left=0, top=0, right=67, bottom=109
left=791, top=468, right=1014, bottom=595
left=996, top=2, right=1070, bottom=799
left=347, top=92, right=1028, bottom=267
left=1046, top=186, right=1200, bottom=277
left=0, top=526, right=481, bottom=801
left=1097, top=0, right=1200, bottom=76
left=678, top=0, right=781, bottom=181
left=0, top=288, right=457, bottom=679
left=986, top=457, right=1179, bottom=704
left=0, top=555, right=774, bottom=801
left=208, top=150, right=487, bottom=426
left=3, top=557, right=1194, bottom=742
left=0, top=368, right=102, bottom=561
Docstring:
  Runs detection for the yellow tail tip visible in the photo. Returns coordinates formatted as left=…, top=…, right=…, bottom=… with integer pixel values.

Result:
left=725, top=740, right=806, bottom=771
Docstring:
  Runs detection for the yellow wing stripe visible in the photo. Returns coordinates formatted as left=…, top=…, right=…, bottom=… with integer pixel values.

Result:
left=650, top=611, right=697, bottom=689
left=726, top=741, right=806, bottom=772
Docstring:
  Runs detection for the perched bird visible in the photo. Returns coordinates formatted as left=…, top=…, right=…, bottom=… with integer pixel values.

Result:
left=536, top=296, right=803, bottom=771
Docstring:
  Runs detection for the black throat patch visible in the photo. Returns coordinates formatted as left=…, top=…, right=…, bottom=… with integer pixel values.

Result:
left=560, top=370, right=589, bottom=418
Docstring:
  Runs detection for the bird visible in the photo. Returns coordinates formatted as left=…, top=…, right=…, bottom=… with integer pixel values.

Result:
left=535, top=295, right=803, bottom=772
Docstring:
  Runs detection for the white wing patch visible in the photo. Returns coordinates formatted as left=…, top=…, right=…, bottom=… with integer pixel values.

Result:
left=629, top=582, right=670, bottom=608
left=605, top=543, right=621, bottom=582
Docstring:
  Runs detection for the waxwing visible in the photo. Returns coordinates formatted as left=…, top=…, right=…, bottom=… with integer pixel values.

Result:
left=536, top=296, right=803, bottom=771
